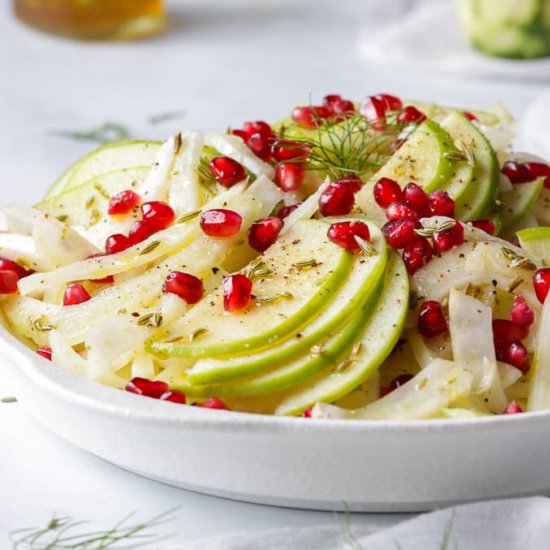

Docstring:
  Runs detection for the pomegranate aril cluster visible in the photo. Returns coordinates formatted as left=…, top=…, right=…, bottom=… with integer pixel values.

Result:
left=327, top=220, right=371, bottom=252
left=502, top=160, right=550, bottom=189
left=105, top=191, right=176, bottom=254
left=360, top=93, right=404, bottom=131
left=232, top=120, right=275, bottom=162
left=492, top=295, right=535, bottom=373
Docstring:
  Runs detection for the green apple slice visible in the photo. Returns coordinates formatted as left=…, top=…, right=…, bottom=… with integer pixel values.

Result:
left=437, top=112, right=475, bottom=203
left=45, top=140, right=161, bottom=199
left=517, top=226, right=550, bottom=260
left=177, top=277, right=383, bottom=398
left=183, top=223, right=388, bottom=385
left=149, top=219, right=354, bottom=359
left=498, top=178, right=544, bottom=237
left=446, top=116, right=499, bottom=221
left=356, top=120, right=456, bottom=224
left=37, top=166, right=149, bottom=225
left=275, top=253, right=409, bottom=416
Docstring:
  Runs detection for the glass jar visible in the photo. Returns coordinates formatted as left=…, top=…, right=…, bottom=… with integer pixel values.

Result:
left=13, top=0, right=165, bottom=40
left=456, top=0, right=550, bottom=59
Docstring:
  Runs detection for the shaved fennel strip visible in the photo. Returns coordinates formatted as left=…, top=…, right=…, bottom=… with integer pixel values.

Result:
left=313, top=359, right=472, bottom=420
left=448, top=289, right=507, bottom=413
left=528, top=295, right=550, bottom=411
left=18, top=183, right=247, bottom=297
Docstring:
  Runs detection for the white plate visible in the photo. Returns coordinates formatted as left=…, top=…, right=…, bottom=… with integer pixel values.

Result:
left=3, top=327, right=550, bottom=513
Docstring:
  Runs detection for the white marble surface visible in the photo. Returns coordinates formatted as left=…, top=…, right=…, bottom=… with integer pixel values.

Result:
left=0, top=0, right=549, bottom=545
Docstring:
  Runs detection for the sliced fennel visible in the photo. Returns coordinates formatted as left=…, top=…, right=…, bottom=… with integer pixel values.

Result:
left=528, top=294, right=550, bottom=411
left=448, top=289, right=508, bottom=413
left=312, top=359, right=473, bottom=421
left=18, top=183, right=248, bottom=297
left=4, top=195, right=262, bottom=346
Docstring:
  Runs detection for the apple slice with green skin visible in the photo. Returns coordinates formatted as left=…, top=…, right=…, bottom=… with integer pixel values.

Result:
left=177, top=277, right=383, bottom=398
left=517, top=226, right=550, bottom=260
left=437, top=112, right=475, bottom=203
left=498, top=178, right=544, bottom=237
left=182, top=222, right=388, bottom=385
left=36, top=167, right=150, bottom=246
left=356, top=120, right=456, bottom=224
left=149, top=219, right=354, bottom=359
left=45, top=140, right=161, bottom=199
left=274, top=253, right=409, bottom=416
left=445, top=115, right=499, bottom=221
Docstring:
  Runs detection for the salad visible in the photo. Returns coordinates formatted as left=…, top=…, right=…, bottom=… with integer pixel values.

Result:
left=1, top=93, right=550, bottom=421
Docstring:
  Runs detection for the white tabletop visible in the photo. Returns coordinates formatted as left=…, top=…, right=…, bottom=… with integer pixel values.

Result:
left=0, top=0, right=548, bottom=545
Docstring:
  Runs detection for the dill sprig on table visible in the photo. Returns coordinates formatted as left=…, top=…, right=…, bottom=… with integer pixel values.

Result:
left=10, top=508, right=178, bottom=549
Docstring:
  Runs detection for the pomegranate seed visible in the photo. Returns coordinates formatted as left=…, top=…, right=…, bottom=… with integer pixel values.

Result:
left=524, top=161, right=550, bottom=189
left=327, top=220, right=371, bottom=252
left=533, top=268, right=550, bottom=304
left=471, top=219, right=495, bottom=235
left=160, top=390, right=187, bottom=404
left=302, top=407, right=313, bottom=418
left=380, top=386, right=391, bottom=397
left=224, top=274, right=252, bottom=311
left=128, top=220, right=160, bottom=245
left=504, top=401, right=523, bottom=414
left=108, top=189, right=141, bottom=216
left=243, top=121, right=273, bottom=138
left=271, top=140, right=310, bottom=162
left=402, top=236, right=433, bottom=274
left=277, top=203, right=301, bottom=219
left=382, top=219, right=416, bottom=249
left=275, top=163, right=305, bottom=192
left=375, top=93, right=403, bottom=111
left=291, top=105, right=332, bottom=128
left=335, top=173, right=362, bottom=193
left=389, top=373, right=414, bottom=390
left=503, top=341, right=530, bottom=373
left=510, top=295, right=534, bottom=327
left=248, top=217, right=284, bottom=252
left=385, top=202, right=419, bottom=223
left=37, top=346, right=52, bottom=361
left=462, top=111, right=478, bottom=121
left=63, top=283, right=91, bottom=306
left=501, top=161, right=531, bottom=184
left=232, top=129, right=249, bottom=141
left=396, top=106, right=426, bottom=125
left=0, top=258, right=31, bottom=279
left=200, top=209, right=242, bottom=238
left=201, top=396, right=229, bottom=410
left=105, top=233, right=131, bottom=254
left=417, top=300, right=448, bottom=338
left=323, top=94, right=355, bottom=118
left=125, top=377, right=169, bottom=399
left=432, top=221, right=465, bottom=253
left=0, top=270, right=21, bottom=294
left=94, top=275, right=114, bottom=284
left=208, top=156, right=246, bottom=187
left=318, top=182, right=355, bottom=216
left=359, top=95, right=386, bottom=131
left=492, top=319, right=529, bottom=359
left=428, top=190, right=455, bottom=218
left=141, top=201, right=175, bottom=230
left=403, top=182, right=429, bottom=216
left=374, top=177, right=403, bottom=208
left=165, top=271, right=204, bottom=304
left=246, top=133, right=271, bottom=161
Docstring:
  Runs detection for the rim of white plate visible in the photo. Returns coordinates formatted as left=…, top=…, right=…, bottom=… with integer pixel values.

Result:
left=2, top=326, right=549, bottom=435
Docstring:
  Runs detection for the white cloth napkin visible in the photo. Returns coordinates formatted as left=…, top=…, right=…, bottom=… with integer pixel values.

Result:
left=360, top=0, right=550, bottom=82
left=178, top=497, right=550, bottom=550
